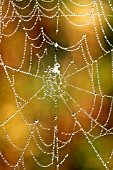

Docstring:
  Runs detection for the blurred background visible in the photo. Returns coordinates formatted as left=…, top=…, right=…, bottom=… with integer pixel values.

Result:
left=0, top=0, right=113, bottom=169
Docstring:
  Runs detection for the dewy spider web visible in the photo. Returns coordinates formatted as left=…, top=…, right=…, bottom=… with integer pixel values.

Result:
left=0, top=0, right=113, bottom=169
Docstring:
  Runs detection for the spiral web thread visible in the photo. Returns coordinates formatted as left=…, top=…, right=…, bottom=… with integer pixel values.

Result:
left=0, top=0, right=113, bottom=169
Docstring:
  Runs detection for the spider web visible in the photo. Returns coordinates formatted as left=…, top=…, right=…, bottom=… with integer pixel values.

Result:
left=0, top=0, right=113, bottom=169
